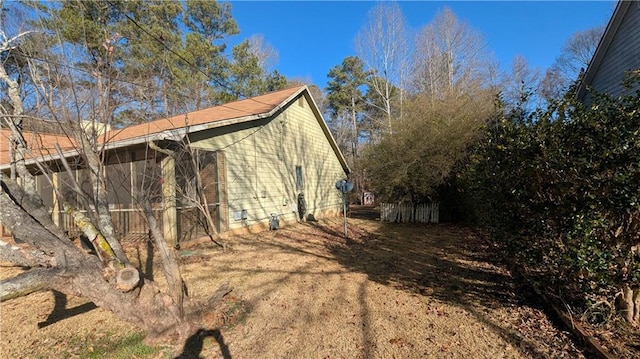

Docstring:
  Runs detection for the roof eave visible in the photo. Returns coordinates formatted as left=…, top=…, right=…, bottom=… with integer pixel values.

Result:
left=0, top=86, right=356, bottom=177
left=115, top=87, right=307, bottom=142
left=302, top=89, right=351, bottom=175
left=576, top=1, right=631, bottom=100
left=0, top=128, right=187, bottom=171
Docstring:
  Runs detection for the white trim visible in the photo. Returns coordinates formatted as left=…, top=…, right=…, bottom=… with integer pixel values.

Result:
left=576, top=1, right=631, bottom=100
left=1, top=86, right=352, bottom=175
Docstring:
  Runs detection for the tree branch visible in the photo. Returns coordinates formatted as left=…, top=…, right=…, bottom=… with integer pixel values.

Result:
left=0, top=29, right=36, bottom=52
left=1, top=175, right=69, bottom=241
left=140, top=197, right=186, bottom=317
left=148, top=141, right=174, bottom=156
left=0, top=240, right=57, bottom=268
left=0, top=267, right=63, bottom=302
left=0, top=181, right=78, bottom=262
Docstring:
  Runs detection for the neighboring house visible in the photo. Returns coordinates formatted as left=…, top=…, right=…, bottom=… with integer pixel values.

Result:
left=577, top=0, right=640, bottom=102
left=1, top=85, right=350, bottom=246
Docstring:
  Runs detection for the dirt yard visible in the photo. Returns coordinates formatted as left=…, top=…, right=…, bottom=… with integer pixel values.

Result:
left=1, top=209, right=591, bottom=358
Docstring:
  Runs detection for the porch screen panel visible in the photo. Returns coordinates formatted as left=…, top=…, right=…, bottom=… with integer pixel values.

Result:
left=106, top=161, right=132, bottom=206
left=36, top=173, right=54, bottom=208
left=134, top=158, right=162, bottom=204
left=56, top=170, right=80, bottom=235
left=175, top=150, right=220, bottom=242
left=199, top=151, right=219, bottom=205
left=57, top=170, right=78, bottom=208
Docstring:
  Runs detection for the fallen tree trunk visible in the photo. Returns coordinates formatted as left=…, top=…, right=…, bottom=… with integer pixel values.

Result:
left=1, top=175, right=69, bottom=241
left=64, top=204, right=140, bottom=292
left=0, top=178, right=192, bottom=341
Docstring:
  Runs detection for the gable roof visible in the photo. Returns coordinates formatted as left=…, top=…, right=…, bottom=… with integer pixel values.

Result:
left=1, top=86, right=350, bottom=174
left=576, top=1, right=635, bottom=100
left=108, top=85, right=303, bottom=143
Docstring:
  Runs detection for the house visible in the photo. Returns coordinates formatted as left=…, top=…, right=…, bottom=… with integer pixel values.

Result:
left=1, top=85, right=350, bottom=246
left=577, top=0, right=640, bottom=102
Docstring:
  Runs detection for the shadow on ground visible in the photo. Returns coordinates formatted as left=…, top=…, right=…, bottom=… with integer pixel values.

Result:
left=37, top=290, right=97, bottom=328
left=312, top=208, right=587, bottom=358
left=174, top=328, right=231, bottom=359
left=174, top=207, right=588, bottom=358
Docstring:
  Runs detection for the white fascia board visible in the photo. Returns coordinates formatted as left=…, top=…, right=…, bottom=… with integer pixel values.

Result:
left=0, top=128, right=186, bottom=171
left=300, top=88, right=351, bottom=174
left=184, top=88, right=304, bottom=134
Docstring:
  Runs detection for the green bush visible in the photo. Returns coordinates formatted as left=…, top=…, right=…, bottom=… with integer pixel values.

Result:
left=464, top=74, right=640, bottom=321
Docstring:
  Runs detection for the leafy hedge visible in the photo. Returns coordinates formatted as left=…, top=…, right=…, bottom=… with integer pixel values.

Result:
left=465, top=76, right=640, bottom=322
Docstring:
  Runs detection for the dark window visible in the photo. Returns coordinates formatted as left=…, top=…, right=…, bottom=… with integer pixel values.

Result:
left=295, top=166, right=304, bottom=190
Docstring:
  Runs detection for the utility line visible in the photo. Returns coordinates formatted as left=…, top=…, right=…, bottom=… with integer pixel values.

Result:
left=20, top=52, right=264, bottom=118
left=6, top=2, right=294, bottom=155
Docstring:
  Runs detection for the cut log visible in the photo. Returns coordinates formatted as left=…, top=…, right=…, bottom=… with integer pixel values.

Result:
left=65, top=204, right=115, bottom=265
left=116, top=267, right=140, bottom=292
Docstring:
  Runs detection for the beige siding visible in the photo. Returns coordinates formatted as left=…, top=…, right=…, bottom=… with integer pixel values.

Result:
left=590, top=3, right=640, bottom=99
left=191, top=93, right=346, bottom=231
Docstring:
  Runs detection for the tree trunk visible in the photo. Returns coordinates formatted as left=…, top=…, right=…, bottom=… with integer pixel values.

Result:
left=0, top=240, right=57, bottom=268
left=1, top=176, right=68, bottom=241
left=616, top=284, right=640, bottom=325
left=0, top=56, right=36, bottom=193
left=1, top=178, right=193, bottom=341
left=351, top=95, right=358, bottom=161
left=141, top=198, right=187, bottom=318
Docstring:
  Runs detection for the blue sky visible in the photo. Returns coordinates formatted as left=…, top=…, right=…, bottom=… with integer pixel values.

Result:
left=229, top=1, right=615, bottom=89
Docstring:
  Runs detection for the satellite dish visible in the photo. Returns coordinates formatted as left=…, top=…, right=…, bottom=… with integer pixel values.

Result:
left=335, top=179, right=354, bottom=193
left=344, top=181, right=354, bottom=192
left=335, top=179, right=353, bottom=239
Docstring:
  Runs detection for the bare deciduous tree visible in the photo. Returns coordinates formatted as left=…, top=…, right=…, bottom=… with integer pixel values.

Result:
left=354, top=1, right=409, bottom=132
left=412, top=7, right=492, bottom=98
left=556, top=25, right=605, bottom=79
left=0, top=1, right=230, bottom=344
left=247, top=34, right=279, bottom=73
left=540, top=25, right=605, bottom=100
left=502, top=55, right=541, bottom=109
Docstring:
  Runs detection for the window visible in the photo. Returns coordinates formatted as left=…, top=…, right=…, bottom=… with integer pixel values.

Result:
left=295, top=166, right=304, bottom=190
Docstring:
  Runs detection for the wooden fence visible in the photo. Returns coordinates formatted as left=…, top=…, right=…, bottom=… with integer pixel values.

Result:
left=380, top=202, right=439, bottom=224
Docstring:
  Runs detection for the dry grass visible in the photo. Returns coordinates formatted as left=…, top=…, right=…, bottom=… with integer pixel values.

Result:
left=1, top=213, right=589, bottom=358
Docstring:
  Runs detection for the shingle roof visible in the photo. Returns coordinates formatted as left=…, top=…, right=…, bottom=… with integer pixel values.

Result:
left=107, top=85, right=304, bottom=143
left=1, top=86, right=305, bottom=167
left=0, top=129, right=77, bottom=166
